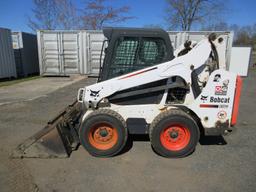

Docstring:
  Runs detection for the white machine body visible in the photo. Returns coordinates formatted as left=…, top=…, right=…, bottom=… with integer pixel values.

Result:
left=78, top=35, right=240, bottom=133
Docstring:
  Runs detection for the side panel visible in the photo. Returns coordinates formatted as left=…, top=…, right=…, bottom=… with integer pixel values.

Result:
left=40, top=32, right=60, bottom=75
left=13, top=49, right=23, bottom=77
left=61, top=32, right=80, bottom=74
left=229, top=47, right=251, bottom=76
left=12, top=32, right=24, bottom=76
left=21, top=32, right=39, bottom=76
left=189, top=69, right=237, bottom=129
left=0, top=28, right=17, bottom=78
left=86, top=31, right=106, bottom=75
left=12, top=32, right=39, bottom=77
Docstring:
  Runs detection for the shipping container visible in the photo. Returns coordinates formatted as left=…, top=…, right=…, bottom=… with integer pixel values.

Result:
left=37, top=30, right=234, bottom=76
left=37, top=30, right=84, bottom=76
left=0, top=28, right=17, bottom=79
left=12, top=32, right=39, bottom=77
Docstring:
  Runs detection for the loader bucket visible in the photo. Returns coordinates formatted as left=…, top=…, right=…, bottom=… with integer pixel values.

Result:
left=12, top=101, right=83, bottom=158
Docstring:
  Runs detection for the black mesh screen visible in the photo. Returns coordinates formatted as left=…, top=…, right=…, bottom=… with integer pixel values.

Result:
left=108, top=37, right=139, bottom=78
left=108, top=37, right=167, bottom=79
left=114, top=38, right=139, bottom=66
left=138, top=38, right=166, bottom=65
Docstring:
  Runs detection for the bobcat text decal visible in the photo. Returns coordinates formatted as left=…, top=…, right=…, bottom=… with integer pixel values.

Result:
left=200, top=96, right=229, bottom=108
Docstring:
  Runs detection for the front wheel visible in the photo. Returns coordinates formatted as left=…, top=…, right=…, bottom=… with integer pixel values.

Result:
left=79, top=109, right=128, bottom=157
left=150, top=109, right=199, bottom=158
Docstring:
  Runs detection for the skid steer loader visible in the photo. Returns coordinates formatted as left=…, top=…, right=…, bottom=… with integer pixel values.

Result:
left=13, top=28, right=242, bottom=158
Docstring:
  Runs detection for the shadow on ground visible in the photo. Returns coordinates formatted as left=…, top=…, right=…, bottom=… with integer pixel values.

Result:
left=119, top=134, right=227, bottom=156
left=199, top=135, right=227, bottom=145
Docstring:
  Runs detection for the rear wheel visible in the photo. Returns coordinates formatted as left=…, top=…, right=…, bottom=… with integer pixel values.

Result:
left=150, top=109, right=199, bottom=158
left=79, top=109, right=128, bottom=157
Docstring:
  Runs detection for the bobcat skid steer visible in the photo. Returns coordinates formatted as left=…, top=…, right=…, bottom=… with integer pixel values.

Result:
left=13, top=28, right=242, bottom=158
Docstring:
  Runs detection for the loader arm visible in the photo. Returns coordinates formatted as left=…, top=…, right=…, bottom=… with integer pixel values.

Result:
left=78, top=38, right=216, bottom=109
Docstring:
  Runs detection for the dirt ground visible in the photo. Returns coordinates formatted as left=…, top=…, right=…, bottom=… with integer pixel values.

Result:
left=0, top=71, right=255, bottom=192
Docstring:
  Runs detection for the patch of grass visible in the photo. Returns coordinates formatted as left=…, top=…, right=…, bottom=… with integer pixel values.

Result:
left=0, top=76, right=41, bottom=87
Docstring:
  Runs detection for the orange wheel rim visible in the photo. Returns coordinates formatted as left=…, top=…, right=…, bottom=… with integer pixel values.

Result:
left=160, top=124, right=191, bottom=151
left=88, top=123, right=118, bottom=150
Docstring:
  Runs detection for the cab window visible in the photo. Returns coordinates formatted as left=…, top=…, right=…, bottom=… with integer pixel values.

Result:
left=108, top=36, right=167, bottom=79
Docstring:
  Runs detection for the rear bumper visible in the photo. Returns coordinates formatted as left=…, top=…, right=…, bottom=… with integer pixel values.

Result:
left=204, top=121, right=230, bottom=136
left=204, top=127, right=227, bottom=136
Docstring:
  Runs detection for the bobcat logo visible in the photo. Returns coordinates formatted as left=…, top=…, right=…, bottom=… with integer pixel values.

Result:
left=90, top=90, right=100, bottom=97
left=200, top=95, right=208, bottom=102
left=214, top=74, right=221, bottom=82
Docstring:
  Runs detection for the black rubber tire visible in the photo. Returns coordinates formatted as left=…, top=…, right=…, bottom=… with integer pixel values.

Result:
left=79, top=109, right=128, bottom=157
left=149, top=109, right=199, bottom=158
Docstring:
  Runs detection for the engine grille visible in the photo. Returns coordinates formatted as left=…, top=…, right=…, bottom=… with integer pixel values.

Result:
left=167, top=88, right=188, bottom=104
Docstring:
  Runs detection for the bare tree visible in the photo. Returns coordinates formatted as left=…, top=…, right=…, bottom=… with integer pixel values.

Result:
left=28, top=0, right=79, bottom=31
left=81, top=0, right=133, bottom=30
left=165, top=0, right=225, bottom=31
left=234, top=25, right=256, bottom=48
left=28, top=0, right=58, bottom=30
left=55, top=0, right=79, bottom=29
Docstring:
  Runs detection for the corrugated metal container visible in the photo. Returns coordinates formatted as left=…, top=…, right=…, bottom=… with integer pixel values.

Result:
left=37, top=30, right=234, bottom=76
left=37, top=30, right=83, bottom=76
left=0, top=28, right=17, bottom=78
left=86, top=30, right=106, bottom=74
left=12, top=32, right=39, bottom=77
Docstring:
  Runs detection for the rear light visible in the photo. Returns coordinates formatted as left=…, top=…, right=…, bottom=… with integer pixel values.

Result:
left=231, top=76, right=243, bottom=126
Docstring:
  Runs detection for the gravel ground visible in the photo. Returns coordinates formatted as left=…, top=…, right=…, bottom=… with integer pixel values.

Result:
left=0, top=71, right=255, bottom=192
